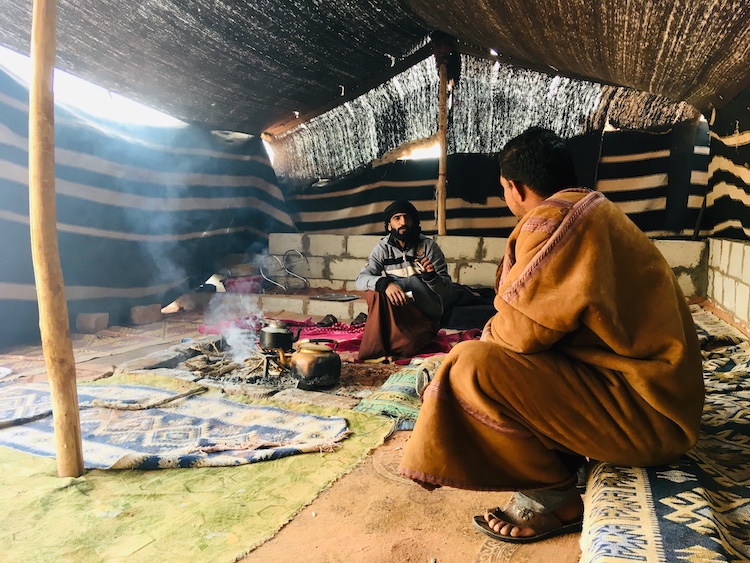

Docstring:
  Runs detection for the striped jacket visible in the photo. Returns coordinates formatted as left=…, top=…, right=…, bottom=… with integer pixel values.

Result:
left=355, top=234, right=452, bottom=299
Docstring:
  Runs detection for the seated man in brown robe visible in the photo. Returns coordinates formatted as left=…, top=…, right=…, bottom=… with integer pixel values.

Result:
left=398, top=127, right=705, bottom=543
left=355, top=200, right=452, bottom=360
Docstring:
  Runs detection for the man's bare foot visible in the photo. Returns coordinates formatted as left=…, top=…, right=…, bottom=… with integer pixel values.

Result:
left=484, top=493, right=584, bottom=539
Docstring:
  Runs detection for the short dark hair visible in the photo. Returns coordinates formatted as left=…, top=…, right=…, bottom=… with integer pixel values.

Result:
left=499, top=127, right=578, bottom=198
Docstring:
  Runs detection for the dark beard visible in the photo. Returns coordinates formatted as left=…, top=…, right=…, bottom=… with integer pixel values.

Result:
left=391, top=225, right=421, bottom=245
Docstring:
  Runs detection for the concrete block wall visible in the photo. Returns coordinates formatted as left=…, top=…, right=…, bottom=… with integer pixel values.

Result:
left=269, top=233, right=508, bottom=290
left=201, top=292, right=369, bottom=324
left=268, top=234, right=708, bottom=297
left=205, top=236, right=708, bottom=323
left=707, top=238, right=750, bottom=328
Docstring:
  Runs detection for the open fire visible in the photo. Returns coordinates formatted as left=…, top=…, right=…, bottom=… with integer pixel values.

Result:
left=113, top=318, right=400, bottom=400
left=176, top=337, right=299, bottom=389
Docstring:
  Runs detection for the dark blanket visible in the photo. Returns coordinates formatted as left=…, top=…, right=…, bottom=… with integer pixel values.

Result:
left=440, top=283, right=495, bottom=330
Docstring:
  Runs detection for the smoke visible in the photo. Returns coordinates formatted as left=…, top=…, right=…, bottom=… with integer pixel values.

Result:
left=222, top=324, right=258, bottom=364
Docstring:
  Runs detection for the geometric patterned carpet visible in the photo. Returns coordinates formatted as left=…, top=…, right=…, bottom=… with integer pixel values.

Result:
left=0, top=382, right=350, bottom=469
left=580, top=305, right=750, bottom=562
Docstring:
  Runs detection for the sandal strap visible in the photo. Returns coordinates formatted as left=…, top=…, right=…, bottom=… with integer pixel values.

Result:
left=515, top=488, right=578, bottom=513
left=488, top=502, right=564, bottom=535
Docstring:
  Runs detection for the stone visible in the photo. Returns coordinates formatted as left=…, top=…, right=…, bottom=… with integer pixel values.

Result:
left=130, top=304, right=163, bottom=325
left=75, top=312, right=109, bottom=333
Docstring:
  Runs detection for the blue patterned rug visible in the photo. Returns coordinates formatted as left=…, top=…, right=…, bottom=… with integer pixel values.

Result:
left=0, top=383, right=350, bottom=469
left=581, top=306, right=750, bottom=562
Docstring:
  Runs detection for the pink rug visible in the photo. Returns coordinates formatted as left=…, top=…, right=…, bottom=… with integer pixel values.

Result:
left=198, top=317, right=481, bottom=364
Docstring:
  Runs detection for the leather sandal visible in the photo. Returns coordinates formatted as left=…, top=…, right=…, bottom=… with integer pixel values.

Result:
left=315, top=314, right=338, bottom=328
left=351, top=312, right=367, bottom=327
left=472, top=499, right=583, bottom=544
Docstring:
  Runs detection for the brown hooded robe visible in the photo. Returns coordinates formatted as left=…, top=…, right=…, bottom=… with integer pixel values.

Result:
left=399, top=189, right=704, bottom=491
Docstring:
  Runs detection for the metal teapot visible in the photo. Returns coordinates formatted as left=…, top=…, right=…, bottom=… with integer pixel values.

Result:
left=259, top=320, right=301, bottom=351
left=289, top=339, right=341, bottom=390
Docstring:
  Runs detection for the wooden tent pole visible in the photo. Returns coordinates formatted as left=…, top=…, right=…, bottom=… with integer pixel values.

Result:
left=29, top=0, right=84, bottom=477
left=436, top=61, right=448, bottom=235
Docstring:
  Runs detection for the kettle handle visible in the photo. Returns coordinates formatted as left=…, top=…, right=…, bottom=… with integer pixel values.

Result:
left=308, top=338, right=338, bottom=352
left=291, top=326, right=302, bottom=342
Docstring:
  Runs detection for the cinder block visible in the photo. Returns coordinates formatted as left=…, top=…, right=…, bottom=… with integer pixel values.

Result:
left=729, top=241, right=744, bottom=278
left=735, top=282, right=750, bottom=323
left=482, top=237, right=507, bottom=263
left=306, top=299, right=352, bottom=319
left=445, top=262, right=459, bottom=283
left=75, top=312, right=109, bottom=334
left=455, top=262, right=498, bottom=287
left=723, top=276, right=736, bottom=312
left=743, top=246, right=750, bottom=283
left=432, top=235, right=481, bottom=260
left=344, top=281, right=360, bottom=292
left=329, top=258, right=368, bottom=281
left=307, top=278, right=346, bottom=290
left=301, top=256, right=326, bottom=279
left=653, top=240, right=705, bottom=270
left=709, top=238, right=720, bottom=269
left=352, top=300, right=368, bottom=319
left=282, top=257, right=311, bottom=279
left=308, top=234, right=345, bottom=258
left=269, top=233, right=305, bottom=256
left=720, top=239, right=731, bottom=273
left=676, top=272, right=696, bottom=299
left=713, top=271, right=723, bottom=303
left=347, top=235, right=382, bottom=258
left=260, top=296, right=304, bottom=314
left=130, top=304, right=163, bottom=325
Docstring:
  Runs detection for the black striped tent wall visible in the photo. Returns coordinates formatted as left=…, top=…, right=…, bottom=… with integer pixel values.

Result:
left=285, top=125, right=708, bottom=239
left=0, top=67, right=295, bottom=347
left=704, top=89, right=750, bottom=240
left=595, top=121, right=710, bottom=238
left=283, top=156, right=515, bottom=237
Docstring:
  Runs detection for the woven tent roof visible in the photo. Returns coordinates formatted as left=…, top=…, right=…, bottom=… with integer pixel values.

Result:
left=1, top=0, right=749, bottom=137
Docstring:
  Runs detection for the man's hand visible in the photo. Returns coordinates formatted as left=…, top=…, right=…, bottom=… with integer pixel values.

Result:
left=385, top=283, right=409, bottom=306
left=415, top=257, right=435, bottom=279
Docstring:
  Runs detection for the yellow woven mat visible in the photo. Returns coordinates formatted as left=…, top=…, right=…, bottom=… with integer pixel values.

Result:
left=0, top=373, right=392, bottom=562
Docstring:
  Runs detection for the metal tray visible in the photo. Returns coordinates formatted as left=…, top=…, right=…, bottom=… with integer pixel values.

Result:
left=309, top=293, right=359, bottom=302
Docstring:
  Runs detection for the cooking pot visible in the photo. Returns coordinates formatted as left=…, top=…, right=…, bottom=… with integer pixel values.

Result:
left=289, top=339, right=341, bottom=390
left=259, top=320, right=301, bottom=351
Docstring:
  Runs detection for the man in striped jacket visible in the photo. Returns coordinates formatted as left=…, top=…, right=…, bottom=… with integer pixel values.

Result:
left=355, top=200, right=452, bottom=360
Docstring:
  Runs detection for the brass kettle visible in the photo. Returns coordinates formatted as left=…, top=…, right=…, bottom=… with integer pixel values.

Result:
left=285, top=338, right=341, bottom=390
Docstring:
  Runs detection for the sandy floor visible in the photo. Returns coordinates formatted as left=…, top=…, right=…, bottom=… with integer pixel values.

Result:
left=9, top=306, right=583, bottom=562
left=243, top=431, right=583, bottom=563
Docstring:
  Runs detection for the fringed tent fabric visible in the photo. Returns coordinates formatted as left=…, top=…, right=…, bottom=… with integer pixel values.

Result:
left=1, top=0, right=747, bottom=136
left=280, top=55, right=709, bottom=240
left=272, top=54, right=703, bottom=187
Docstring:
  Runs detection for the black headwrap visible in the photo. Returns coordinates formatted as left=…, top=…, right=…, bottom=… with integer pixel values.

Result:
left=383, top=200, right=420, bottom=228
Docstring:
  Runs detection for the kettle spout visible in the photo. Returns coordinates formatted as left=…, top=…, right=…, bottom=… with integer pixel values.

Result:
left=292, top=327, right=302, bottom=343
